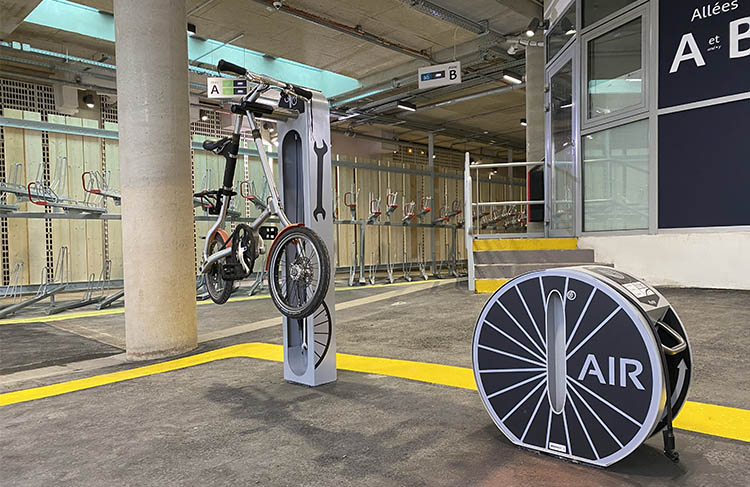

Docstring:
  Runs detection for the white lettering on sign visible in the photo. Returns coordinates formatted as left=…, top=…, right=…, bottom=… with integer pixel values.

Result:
left=730, top=17, right=750, bottom=57
left=692, top=1, right=740, bottom=22
left=577, top=354, right=645, bottom=390
left=670, top=34, right=707, bottom=72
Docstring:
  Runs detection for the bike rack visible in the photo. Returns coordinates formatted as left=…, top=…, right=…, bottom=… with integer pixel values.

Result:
left=82, top=170, right=121, bottom=205
left=416, top=195, right=431, bottom=281
left=400, top=198, right=416, bottom=282
left=0, top=263, right=24, bottom=312
left=240, top=180, right=268, bottom=212
left=26, top=157, right=107, bottom=214
left=47, top=259, right=110, bottom=315
left=384, top=190, right=398, bottom=284
left=97, top=289, right=124, bottom=310
left=246, top=269, right=267, bottom=296
left=0, top=247, right=70, bottom=319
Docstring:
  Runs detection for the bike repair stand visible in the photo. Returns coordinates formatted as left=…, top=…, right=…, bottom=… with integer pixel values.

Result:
left=276, top=89, right=336, bottom=387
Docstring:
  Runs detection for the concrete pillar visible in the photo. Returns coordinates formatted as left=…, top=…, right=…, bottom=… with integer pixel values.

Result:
left=114, top=0, right=197, bottom=360
left=525, top=40, right=545, bottom=233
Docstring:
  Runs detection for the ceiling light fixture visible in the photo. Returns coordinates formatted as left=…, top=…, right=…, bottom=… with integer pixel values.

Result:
left=502, top=73, right=523, bottom=85
left=200, top=109, right=209, bottom=121
left=397, top=100, right=417, bottom=112
left=187, top=23, right=197, bottom=36
left=526, top=17, right=549, bottom=37
left=83, top=93, right=95, bottom=108
left=520, top=118, right=527, bottom=126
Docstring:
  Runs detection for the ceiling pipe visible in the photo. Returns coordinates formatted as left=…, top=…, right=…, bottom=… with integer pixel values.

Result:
left=248, top=0, right=432, bottom=61
left=418, top=82, right=526, bottom=111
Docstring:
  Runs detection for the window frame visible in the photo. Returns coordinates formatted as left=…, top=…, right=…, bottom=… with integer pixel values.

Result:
left=545, top=2, right=578, bottom=67
left=581, top=4, right=650, bottom=130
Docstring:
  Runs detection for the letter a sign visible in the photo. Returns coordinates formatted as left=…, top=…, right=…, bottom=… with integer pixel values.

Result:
left=659, top=0, right=750, bottom=108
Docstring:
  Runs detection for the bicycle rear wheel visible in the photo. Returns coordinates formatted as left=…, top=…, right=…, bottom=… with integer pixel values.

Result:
left=268, top=226, right=330, bottom=319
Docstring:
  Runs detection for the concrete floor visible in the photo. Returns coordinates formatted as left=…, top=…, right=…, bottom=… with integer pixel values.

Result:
left=1, top=281, right=749, bottom=486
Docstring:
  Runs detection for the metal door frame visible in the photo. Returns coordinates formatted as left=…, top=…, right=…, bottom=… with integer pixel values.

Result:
left=545, top=41, right=579, bottom=237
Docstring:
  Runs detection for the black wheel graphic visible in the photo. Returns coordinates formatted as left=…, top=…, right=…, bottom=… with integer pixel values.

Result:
left=206, top=233, right=232, bottom=305
left=473, top=268, right=666, bottom=467
left=268, top=226, right=330, bottom=320
left=312, top=301, right=332, bottom=368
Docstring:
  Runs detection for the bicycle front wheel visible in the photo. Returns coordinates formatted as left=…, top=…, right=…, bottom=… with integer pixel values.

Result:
left=268, top=226, right=330, bottom=319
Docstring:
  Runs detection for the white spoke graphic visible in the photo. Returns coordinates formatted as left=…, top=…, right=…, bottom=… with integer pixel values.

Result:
left=502, top=379, right=547, bottom=423
left=487, top=372, right=546, bottom=399
left=568, top=376, right=643, bottom=427
left=497, top=301, right=546, bottom=357
left=518, top=383, right=548, bottom=439
left=568, top=379, right=624, bottom=448
left=515, top=285, right=547, bottom=352
left=478, top=344, right=545, bottom=367
left=485, top=319, right=546, bottom=364
left=566, top=287, right=596, bottom=349
left=562, top=408, right=572, bottom=456
left=567, top=390, right=600, bottom=460
left=566, top=306, right=622, bottom=360
left=480, top=367, right=546, bottom=373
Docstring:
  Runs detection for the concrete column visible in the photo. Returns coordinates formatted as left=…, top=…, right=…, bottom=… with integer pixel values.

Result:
left=114, top=0, right=197, bottom=360
left=525, top=40, right=545, bottom=233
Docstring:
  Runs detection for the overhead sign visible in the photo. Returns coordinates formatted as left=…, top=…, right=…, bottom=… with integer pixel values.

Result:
left=207, top=77, right=248, bottom=99
left=418, top=61, right=462, bottom=89
left=659, top=0, right=750, bottom=108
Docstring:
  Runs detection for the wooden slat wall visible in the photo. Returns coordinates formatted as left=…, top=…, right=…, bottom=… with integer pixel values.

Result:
left=104, top=121, right=123, bottom=280
left=3, top=109, right=30, bottom=285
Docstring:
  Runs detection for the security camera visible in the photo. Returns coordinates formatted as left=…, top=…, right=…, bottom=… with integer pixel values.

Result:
left=273, top=1, right=283, bottom=10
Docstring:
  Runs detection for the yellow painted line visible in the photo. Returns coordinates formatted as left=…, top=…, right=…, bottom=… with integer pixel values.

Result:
left=0, top=344, right=747, bottom=444
left=473, top=237, right=577, bottom=252
left=475, top=279, right=509, bottom=294
left=0, top=278, right=450, bottom=326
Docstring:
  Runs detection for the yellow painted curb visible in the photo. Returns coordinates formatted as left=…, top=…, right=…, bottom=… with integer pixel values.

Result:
left=475, top=279, right=509, bottom=294
left=473, top=238, right=578, bottom=252
left=1, top=342, right=748, bottom=443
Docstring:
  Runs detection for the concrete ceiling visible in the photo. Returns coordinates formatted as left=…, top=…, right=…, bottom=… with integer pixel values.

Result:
left=1, top=0, right=540, bottom=161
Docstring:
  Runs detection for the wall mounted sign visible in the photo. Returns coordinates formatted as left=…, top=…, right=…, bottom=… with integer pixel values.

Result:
left=418, top=61, right=462, bottom=89
left=206, top=77, right=248, bottom=98
left=659, top=0, right=750, bottom=108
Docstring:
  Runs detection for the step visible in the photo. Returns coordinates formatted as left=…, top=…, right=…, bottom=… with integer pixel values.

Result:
left=475, top=262, right=613, bottom=280
left=472, top=237, right=577, bottom=252
left=473, top=249, right=595, bottom=265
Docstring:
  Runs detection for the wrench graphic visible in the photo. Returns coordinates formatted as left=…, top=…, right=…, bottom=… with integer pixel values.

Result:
left=313, top=140, right=328, bottom=221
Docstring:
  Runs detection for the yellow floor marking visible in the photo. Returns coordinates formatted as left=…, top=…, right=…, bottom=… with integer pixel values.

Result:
left=0, top=278, right=455, bottom=326
left=473, top=238, right=577, bottom=252
left=0, top=342, right=747, bottom=444
left=475, top=279, right=509, bottom=294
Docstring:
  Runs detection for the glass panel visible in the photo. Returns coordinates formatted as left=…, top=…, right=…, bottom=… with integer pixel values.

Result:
left=583, top=119, right=649, bottom=231
left=546, top=4, right=576, bottom=63
left=583, top=0, right=637, bottom=27
left=587, top=18, right=643, bottom=119
left=549, top=59, right=576, bottom=235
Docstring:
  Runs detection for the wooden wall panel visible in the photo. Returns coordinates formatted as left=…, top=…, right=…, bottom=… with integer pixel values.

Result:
left=337, top=165, right=355, bottom=269
left=23, top=111, right=46, bottom=285
left=104, top=121, right=123, bottom=280
left=3, top=109, right=30, bottom=285
left=83, top=119, right=104, bottom=279
left=386, top=161, right=404, bottom=266
left=48, top=114, right=71, bottom=281
left=64, top=117, right=88, bottom=283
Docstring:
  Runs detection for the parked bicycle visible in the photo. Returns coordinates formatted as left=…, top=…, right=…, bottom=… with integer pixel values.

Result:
left=194, top=59, right=330, bottom=319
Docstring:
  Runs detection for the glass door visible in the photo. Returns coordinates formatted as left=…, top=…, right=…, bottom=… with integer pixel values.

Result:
left=546, top=46, right=578, bottom=237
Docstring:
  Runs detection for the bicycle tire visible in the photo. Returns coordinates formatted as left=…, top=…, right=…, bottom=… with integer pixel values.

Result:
left=268, top=226, right=330, bottom=319
left=206, top=233, right=233, bottom=305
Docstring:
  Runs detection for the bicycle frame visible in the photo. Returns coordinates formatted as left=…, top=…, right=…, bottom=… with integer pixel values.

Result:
left=200, top=85, right=294, bottom=274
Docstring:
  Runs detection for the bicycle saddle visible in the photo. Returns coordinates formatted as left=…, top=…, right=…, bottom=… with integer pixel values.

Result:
left=203, top=137, right=232, bottom=153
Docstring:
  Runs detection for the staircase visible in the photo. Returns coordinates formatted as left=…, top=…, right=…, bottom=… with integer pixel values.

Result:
left=471, top=238, right=603, bottom=293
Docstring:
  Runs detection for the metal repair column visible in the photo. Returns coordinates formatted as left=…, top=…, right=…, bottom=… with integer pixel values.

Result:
left=277, top=92, right=336, bottom=386
left=113, top=0, right=197, bottom=359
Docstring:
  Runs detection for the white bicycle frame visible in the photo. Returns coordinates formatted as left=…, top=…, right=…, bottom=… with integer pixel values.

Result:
left=200, top=80, right=296, bottom=275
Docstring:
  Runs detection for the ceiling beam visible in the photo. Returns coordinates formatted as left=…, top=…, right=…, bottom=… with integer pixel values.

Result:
left=0, top=0, right=43, bottom=38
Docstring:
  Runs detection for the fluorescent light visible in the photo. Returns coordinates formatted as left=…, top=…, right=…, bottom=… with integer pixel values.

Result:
left=397, top=101, right=416, bottom=112
left=565, top=29, right=576, bottom=35
left=560, top=103, right=573, bottom=109
left=503, top=74, right=522, bottom=85
left=520, top=118, right=527, bottom=126
left=336, top=113, right=358, bottom=121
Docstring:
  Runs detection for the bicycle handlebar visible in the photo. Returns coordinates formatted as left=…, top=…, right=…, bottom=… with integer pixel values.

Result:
left=217, top=59, right=313, bottom=101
